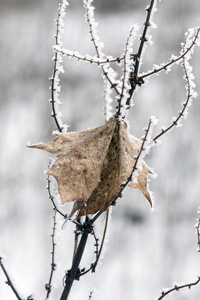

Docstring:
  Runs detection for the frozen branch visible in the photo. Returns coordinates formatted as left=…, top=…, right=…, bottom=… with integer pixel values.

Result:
left=55, top=47, right=124, bottom=65
left=46, top=173, right=66, bottom=218
left=157, top=277, right=200, bottom=300
left=0, top=257, right=23, bottom=300
left=196, top=209, right=200, bottom=252
left=115, top=27, right=135, bottom=120
left=45, top=210, right=57, bottom=299
left=153, top=41, right=197, bottom=142
left=83, top=0, right=120, bottom=98
left=127, top=0, right=157, bottom=106
left=49, top=0, right=69, bottom=133
left=140, top=27, right=200, bottom=80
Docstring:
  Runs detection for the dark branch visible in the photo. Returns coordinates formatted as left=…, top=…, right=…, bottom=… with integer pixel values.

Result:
left=50, top=1, right=66, bottom=132
left=157, top=277, right=200, bottom=300
left=196, top=210, right=200, bottom=252
left=46, top=176, right=66, bottom=218
left=0, top=257, right=23, bottom=300
left=126, top=0, right=156, bottom=106
left=45, top=210, right=57, bottom=299
left=60, top=217, right=92, bottom=300
left=153, top=50, right=193, bottom=142
left=140, top=27, right=200, bottom=80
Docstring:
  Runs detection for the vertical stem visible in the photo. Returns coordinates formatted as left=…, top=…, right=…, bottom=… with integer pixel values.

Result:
left=126, top=0, right=155, bottom=106
left=60, top=232, right=89, bottom=300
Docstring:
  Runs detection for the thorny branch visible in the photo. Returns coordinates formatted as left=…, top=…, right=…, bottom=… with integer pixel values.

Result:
left=126, top=0, right=156, bottom=106
left=153, top=55, right=193, bottom=142
left=196, top=210, right=200, bottom=252
left=49, top=0, right=66, bottom=133
left=46, top=174, right=66, bottom=218
left=115, top=27, right=135, bottom=119
left=56, top=48, right=124, bottom=65
left=84, top=0, right=120, bottom=96
left=157, top=277, right=200, bottom=300
left=140, top=27, right=200, bottom=80
left=45, top=210, right=57, bottom=299
left=0, top=257, right=23, bottom=300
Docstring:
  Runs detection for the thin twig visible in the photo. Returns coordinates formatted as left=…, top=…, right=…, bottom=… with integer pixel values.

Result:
left=0, top=257, right=23, bottom=300
left=157, top=277, right=200, bottom=300
left=91, top=208, right=109, bottom=272
left=46, top=176, right=66, bottom=218
left=50, top=0, right=67, bottom=132
left=45, top=210, right=57, bottom=299
left=196, top=210, right=200, bottom=252
left=140, top=27, right=200, bottom=80
left=153, top=52, right=193, bottom=142
left=115, top=27, right=135, bottom=119
left=84, top=0, right=120, bottom=96
left=56, top=48, right=124, bottom=65
left=127, top=0, right=156, bottom=106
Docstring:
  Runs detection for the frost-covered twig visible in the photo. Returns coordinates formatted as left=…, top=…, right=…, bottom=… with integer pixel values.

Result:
left=140, top=27, right=200, bottom=80
left=49, top=0, right=69, bottom=133
left=157, top=277, right=200, bottom=300
left=45, top=210, right=57, bottom=299
left=55, top=47, right=124, bottom=65
left=46, top=175, right=66, bottom=218
left=91, top=209, right=109, bottom=273
left=153, top=45, right=197, bottom=142
left=83, top=0, right=120, bottom=99
left=196, top=209, right=200, bottom=252
left=0, top=257, right=23, bottom=300
left=127, top=0, right=157, bottom=106
left=115, top=27, right=135, bottom=120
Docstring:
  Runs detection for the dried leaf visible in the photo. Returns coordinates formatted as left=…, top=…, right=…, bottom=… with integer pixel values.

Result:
left=28, top=118, right=116, bottom=204
left=28, top=118, right=153, bottom=217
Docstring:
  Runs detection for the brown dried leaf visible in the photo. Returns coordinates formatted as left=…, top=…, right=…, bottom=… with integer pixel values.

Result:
left=28, top=118, right=153, bottom=217
left=129, top=162, right=153, bottom=207
left=28, top=118, right=116, bottom=204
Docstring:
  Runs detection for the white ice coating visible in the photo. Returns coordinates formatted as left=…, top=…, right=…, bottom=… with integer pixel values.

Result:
left=117, top=26, right=138, bottom=121
left=50, top=0, right=69, bottom=134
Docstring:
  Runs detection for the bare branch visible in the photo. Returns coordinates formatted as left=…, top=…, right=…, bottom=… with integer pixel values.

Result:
left=56, top=47, right=124, bottom=65
left=45, top=210, right=57, bottom=299
left=46, top=169, right=66, bottom=218
left=115, top=27, right=135, bottom=119
left=127, top=0, right=156, bottom=106
left=196, top=209, right=200, bottom=252
left=83, top=0, right=120, bottom=96
left=50, top=0, right=69, bottom=133
left=153, top=49, right=195, bottom=142
left=91, top=209, right=109, bottom=273
left=157, top=277, right=200, bottom=300
left=0, top=257, right=23, bottom=300
left=140, top=27, right=200, bottom=80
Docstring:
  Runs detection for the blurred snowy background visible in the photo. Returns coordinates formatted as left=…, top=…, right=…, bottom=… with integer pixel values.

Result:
left=0, top=0, right=200, bottom=299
